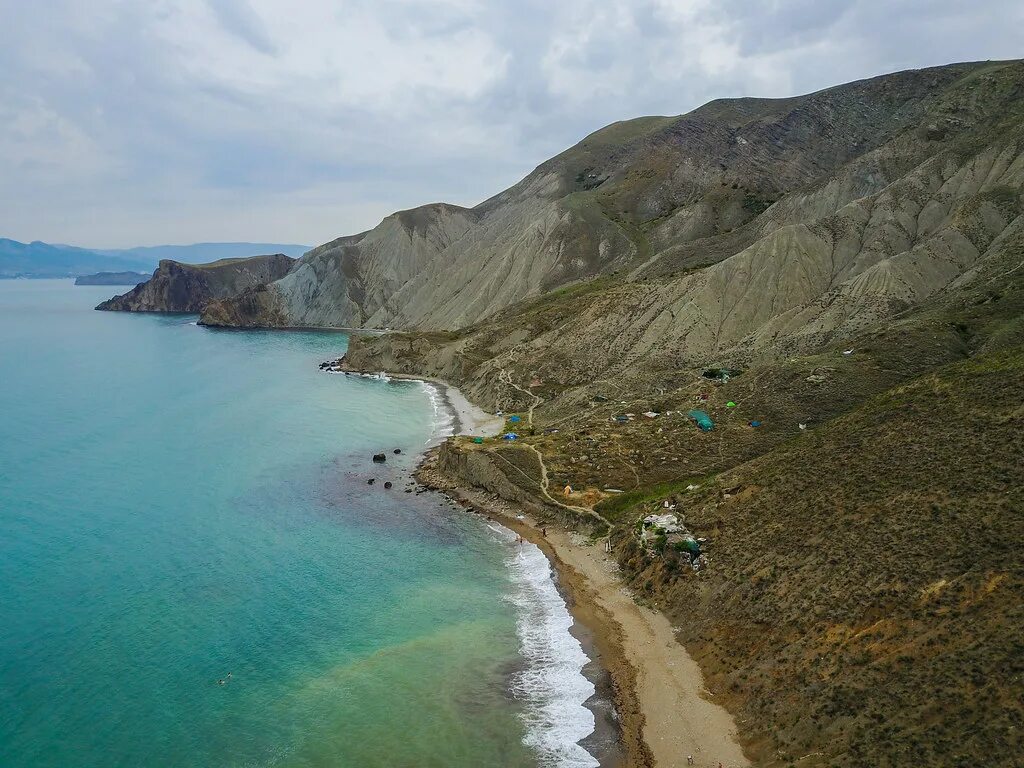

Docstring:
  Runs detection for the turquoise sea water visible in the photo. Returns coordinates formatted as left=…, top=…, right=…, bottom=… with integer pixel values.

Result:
left=0, top=281, right=598, bottom=767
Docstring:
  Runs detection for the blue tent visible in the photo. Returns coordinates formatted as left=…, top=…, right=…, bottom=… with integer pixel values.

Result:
left=502, top=432, right=519, bottom=440
left=687, top=410, right=714, bottom=431
left=509, top=415, right=521, bottom=423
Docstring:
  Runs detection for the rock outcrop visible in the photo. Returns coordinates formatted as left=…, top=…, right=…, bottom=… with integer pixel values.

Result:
left=96, top=254, right=294, bottom=313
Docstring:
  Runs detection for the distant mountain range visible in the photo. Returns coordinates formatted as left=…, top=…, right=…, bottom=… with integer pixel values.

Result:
left=0, top=239, right=310, bottom=279
left=74, top=271, right=151, bottom=286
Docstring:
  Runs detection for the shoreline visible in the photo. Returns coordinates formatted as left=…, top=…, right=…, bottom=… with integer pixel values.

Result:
left=336, top=362, right=749, bottom=767
left=419, top=454, right=750, bottom=768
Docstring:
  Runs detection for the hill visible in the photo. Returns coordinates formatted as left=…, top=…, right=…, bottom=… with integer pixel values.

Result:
left=326, top=60, right=1024, bottom=767
left=0, top=239, right=153, bottom=279
left=204, top=60, right=1022, bottom=337
left=2, top=239, right=310, bottom=279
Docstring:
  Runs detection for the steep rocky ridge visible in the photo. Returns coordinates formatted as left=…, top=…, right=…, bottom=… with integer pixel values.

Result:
left=97, top=254, right=294, bottom=313
left=202, top=62, right=1009, bottom=331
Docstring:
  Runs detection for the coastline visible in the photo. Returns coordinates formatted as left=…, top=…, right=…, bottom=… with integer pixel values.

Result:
left=405, top=379, right=749, bottom=768
left=419, top=454, right=751, bottom=768
left=334, top=360, right=749, bottom=767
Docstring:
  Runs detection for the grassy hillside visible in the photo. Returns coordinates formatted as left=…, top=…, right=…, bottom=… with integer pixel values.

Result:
left=616, top=346, right=1023, bottom=766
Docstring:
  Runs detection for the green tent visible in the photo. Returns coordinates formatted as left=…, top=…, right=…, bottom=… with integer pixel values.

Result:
left=687, top=409, right=714, bottom=431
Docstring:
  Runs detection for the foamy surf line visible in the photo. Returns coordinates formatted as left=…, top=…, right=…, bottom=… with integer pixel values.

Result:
left=420, top=381, right=455, bottom=445
left=496, top=529, right=599, bottom=768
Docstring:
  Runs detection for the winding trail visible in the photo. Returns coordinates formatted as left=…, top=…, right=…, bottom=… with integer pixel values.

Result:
left=499, top=367, right=542, bottom=427
left=498, top=366, right=611, bottom=528
left=479, top=364, right=749, bottom=767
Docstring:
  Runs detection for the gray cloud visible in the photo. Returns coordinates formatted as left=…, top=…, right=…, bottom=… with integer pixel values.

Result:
left=0, top=0, right=1020, bottom=248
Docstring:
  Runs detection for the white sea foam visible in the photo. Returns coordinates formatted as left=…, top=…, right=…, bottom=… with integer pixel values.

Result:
left=505, top=539, right=599, bottom=768
left=420, top=381, right=455, bottom=444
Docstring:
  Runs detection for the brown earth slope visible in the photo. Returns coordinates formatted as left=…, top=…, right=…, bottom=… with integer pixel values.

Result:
left=389, top=237, right=1024, bottom=767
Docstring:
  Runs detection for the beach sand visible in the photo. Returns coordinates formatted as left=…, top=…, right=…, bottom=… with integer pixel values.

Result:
left=437, top=382, right=505, bottom=437
left=419, top=462, right=750, bottom=768
left=338, top=367, right=505, bottom=437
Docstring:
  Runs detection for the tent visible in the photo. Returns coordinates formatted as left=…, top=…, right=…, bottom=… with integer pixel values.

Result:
left=502, top=432, right=519, bottom=440
left=509, top=415, right=521, bottom=423
left=472, top=437, right=484, bottom=444
left=680, top=537, right=701, bottom=554
left=726, top=401, right=737, bottom=408
left=687, top=410, right=714, bottom=431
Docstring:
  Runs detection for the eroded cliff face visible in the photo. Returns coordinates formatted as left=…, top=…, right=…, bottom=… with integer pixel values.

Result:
left=96, top=254, right=295, bottom=313
left=201, top=62, right=1008, bottom=333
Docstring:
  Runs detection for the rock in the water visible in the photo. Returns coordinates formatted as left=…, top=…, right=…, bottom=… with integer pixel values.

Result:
left=384, top=481, right=393, bottom=489
left=367, top=478, right=375, bottom=484
left=372, top=453, right=387, bottom=463
left=393, top=448, right=402, bottom=454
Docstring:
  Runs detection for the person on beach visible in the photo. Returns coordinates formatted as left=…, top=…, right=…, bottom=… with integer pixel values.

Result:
left=687, top=756, right=693, bottom=765
left=542, top=527, right=546, bottom=536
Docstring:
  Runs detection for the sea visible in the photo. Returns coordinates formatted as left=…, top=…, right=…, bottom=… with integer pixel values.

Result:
left=0, top=279, right=603, bottom=768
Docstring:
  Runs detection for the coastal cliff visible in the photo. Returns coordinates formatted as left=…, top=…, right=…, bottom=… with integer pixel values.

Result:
left=96, top=254, right=294, bottom=313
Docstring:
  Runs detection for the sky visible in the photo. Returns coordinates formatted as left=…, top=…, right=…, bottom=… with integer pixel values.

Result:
left=1, top=0, right=1021, bottom=249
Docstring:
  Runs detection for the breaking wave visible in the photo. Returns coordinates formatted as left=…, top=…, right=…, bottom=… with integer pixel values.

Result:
left=420, top=381, right=455, bottom=444
left=505, top=538, right=599, bottom=767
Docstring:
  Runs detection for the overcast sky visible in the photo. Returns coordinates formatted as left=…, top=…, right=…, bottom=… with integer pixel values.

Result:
left=1, top=0, right=1020, bottom=248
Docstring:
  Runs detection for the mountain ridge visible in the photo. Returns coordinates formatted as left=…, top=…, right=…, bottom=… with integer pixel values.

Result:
left=1, top=239, right=311, bottom=279
left=201, top=60, right=1021, bottom=337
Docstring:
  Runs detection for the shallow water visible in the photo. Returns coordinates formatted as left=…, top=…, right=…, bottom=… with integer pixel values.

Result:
left=0, top=280, right=597, bottom=767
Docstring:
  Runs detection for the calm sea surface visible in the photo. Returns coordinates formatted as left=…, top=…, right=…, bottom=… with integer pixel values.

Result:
left=0, top=280, right=598, bottom=767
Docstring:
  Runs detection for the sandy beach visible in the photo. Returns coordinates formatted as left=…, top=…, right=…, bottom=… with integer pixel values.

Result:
left=328, top=363, right=505, bottom=437
left=417, top=454, right=750, bottom=768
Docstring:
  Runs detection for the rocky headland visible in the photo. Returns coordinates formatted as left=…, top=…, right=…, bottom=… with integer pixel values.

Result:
left=96, top=254, right=294, bottom=313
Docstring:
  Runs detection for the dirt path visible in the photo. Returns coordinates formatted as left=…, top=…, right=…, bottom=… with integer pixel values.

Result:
left=499, top=366, right=542, bottom=426
left=521, top=442, right=612, bottom=528
left=485, top=366, right=748, bottom=766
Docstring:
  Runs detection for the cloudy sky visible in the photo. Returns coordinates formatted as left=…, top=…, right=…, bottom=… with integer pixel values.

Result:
left=1, top=0, right=1020, bottom=248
